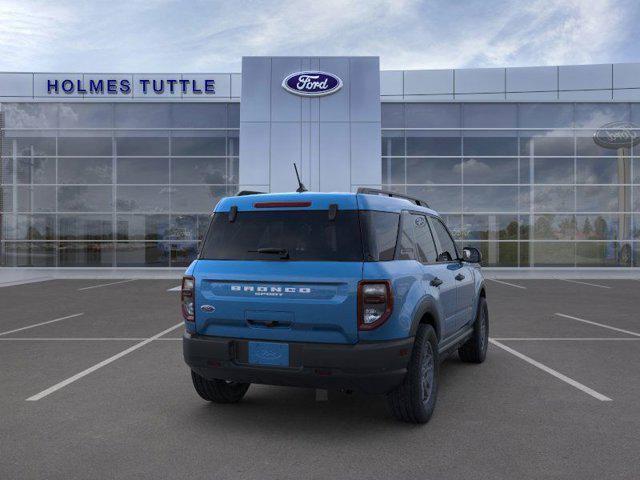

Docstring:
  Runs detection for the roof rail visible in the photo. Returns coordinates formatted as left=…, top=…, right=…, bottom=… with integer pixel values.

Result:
left=236, top=190, right=265, bottom=196
left=356, top=187, right=429, bottom=208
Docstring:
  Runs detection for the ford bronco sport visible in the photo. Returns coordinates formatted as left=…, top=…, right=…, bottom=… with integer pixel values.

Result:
left=182, top=188, right=488, bottom=423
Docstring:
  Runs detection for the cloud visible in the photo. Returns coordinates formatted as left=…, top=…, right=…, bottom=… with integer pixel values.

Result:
left=0, top=0, right=637, bottom=72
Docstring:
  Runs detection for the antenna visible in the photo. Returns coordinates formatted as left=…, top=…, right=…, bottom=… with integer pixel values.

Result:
left=293, top=163, right=308, bottom=193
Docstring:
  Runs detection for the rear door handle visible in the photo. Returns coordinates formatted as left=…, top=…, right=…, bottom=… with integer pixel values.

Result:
left=455, top=273, right=465, bottom=281
left=430, top=277, right=443, bottom=287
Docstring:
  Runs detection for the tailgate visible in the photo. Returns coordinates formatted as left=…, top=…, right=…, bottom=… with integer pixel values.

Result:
left=194, top=260, right=362, bottom=344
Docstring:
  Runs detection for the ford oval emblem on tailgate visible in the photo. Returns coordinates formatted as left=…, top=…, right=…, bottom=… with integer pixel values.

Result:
left=200, top=305, right=215, bottom=312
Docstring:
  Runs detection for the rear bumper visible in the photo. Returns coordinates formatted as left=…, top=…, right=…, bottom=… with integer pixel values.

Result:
left=183, top=333, right=413, bottom=394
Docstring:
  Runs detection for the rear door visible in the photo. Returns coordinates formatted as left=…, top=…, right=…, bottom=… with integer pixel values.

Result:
left=194, top=206, right=363, bottom=345
left=407, top=212, right=458, bottom=338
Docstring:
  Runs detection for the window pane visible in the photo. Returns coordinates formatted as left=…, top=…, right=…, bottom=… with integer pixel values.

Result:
left=58, top=186, right=113, bottom=212
left=2, top=103, right=58, bottom=128
left=533, top=186, right=574, bottom=212
left=171, top=134, right=226, bottom=156
left=576, top=186, right=627, bottom=212
left=171, top=242, right=199, bottom=267
left=382, top=158, right=405, bottom=184
left=533, top=214, right=576, bottom=240
left=463, top=135, right=518, bottom=156
left=59, top=214, right=113, bottom=240
left=16, top=157, right=55, bottom=184
left=3, top=136, right=56, bottom=156
left=518, top=104, right=573, bottom=128
left=115, top=242, right=170, bottom=267
left=116, top=186, right=170, bottom=212
left=59, top=103, right=112, bottom=128
left=360, top=211, right=399, bottom=261
left=576, top=214, right=630, bottom=241
left=407, top=158, right=461, bottom=184
left=406, top=104, right=460, bottom=128
left=464, top=104, right=516, bottom=128
left=59, top=242, right=114, bottom=267
left=15, top=214, right=55, bottom=240
left=116, top=214, right=170, bottom=240
left=406, top=186, right=461, bottom=212
left=58, top=158, right=112, bottom=184
left=397, top=212, right=416, bottom=260
left=114, top=104, right=170, bottom=128
left=17, top=186, right=56, bottom=212
left=462, top=157, right=517, bottom=184
left=428, top=217, right=458, bottom=261
left=58, top=137, right=113, bottom=156
left=461, top=214, right=519, bottom=240
left=534, top=158, right=574, bottom=184
left=171, top=185, right=227, bottom=212
left=382, top=103, right=404, bottom=128
left=576, top=242, right=631, bottom=267
left=574, top=103, right=630, bottom=128
left=228, top=103, right=240, bottom=127
left=464, top=241, right=518, bottom=267
left=576, top=157, right=629, bottom=184
left=227, top=130, right=239, bottom=157
left=532, top=242, right=575, bottom=266
left=412, top=215, right=438, bottom=263
left=116, top=136, right=168, bottom=156
left=407, top=132, right=460, bottom=156
left=116, top=158, right=169, bottom=184
left=171, top=158, right=227, bottom=184
left=169, top=215, right=199, bottom=241
left=519, top=134, right=574, bottom=156
left=171, top=104, right=227, bottom=128
left=463, top=186, right=518, bottom=212
left=576, top=135, right=624, bottom=156
left=381, top=130, right=404, bottom=156
left=2, top=242, right=56, bottom=267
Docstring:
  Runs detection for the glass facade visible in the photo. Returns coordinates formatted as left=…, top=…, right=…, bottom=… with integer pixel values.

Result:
left=382, top=103, right=640, bottom=267
left=1, top=100, right=638, bottom=268
left=0, top=102, right=239, bottom=267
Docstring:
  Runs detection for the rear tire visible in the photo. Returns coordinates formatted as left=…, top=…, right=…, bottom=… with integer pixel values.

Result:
left=458, top=297, right=489, bottom=363
left=191, top=370, right=250, bottom=403
left=386, top=324, right=438, bottom=424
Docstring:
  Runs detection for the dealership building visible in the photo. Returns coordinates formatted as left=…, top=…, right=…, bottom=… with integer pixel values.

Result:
left=1, top=57, right=639, bottom=269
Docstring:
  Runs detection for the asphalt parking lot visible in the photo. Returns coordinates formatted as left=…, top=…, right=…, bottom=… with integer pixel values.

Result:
left=1, top=278, right=639, bottom=479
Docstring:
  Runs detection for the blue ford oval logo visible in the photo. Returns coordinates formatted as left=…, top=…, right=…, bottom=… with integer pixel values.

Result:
left=282, top=71, right=343, bottom=97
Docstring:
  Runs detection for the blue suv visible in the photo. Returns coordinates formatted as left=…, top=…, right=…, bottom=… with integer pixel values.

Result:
left=182, top=188, right=488, bottom=423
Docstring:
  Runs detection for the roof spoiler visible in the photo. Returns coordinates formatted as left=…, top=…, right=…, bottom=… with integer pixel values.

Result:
left=357, top=187, right=429, bottom=208
left=236, top=190, right=266, bottom=196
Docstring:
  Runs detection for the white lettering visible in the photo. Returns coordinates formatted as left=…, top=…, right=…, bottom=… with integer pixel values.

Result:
left=296, top=75, right=329, bottom=91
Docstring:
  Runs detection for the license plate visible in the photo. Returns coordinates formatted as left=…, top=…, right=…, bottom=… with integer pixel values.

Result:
left=248, top=341, right=289, bottom=367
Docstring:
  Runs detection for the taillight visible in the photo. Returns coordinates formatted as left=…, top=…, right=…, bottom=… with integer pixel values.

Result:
left=181, top=276, right=195, bottom=322
left=358, top=281, right=393, bottom=330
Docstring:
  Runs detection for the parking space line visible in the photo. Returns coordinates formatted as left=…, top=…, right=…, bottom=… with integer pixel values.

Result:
left=559, top=279, right=611, bottom=289
left=486, top=279, right=527, bottom=289
left=0, top=337, right=182, bottom=341
left=489, top=339, right=612, bottom=402
left=492, top=337, right=640, bottom=341
left=78, top=279, right=137, bottom=291
left=555, top=313, right=640, bottom=337
left=0, top=313, right=84, bottom=337
left=26, top=322, right=183, bottom=402
left=167, top=286, right=181, bottom=292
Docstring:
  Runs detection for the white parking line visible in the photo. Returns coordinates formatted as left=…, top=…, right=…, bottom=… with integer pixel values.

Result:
left=489, top=338, right=612, bottom=402
left=555, top=313, right=640, bottom=337
left=559, top=279, right=611, bottom=289
left=167, top=285, right=182, bottom=292
left=78, top=279, right=137, bottom=291
left=26, top=322, right=183, bottom=401
left=487, top=279, right=527, bottom=290
left=0, top=313, right=84, bottom=337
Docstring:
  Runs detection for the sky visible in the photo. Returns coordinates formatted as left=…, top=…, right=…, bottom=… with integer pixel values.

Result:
left=0, top=0, right=638, bottom=73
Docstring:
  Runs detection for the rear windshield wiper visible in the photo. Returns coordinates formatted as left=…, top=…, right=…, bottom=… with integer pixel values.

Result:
left=248, top=247, right=290, bottom=259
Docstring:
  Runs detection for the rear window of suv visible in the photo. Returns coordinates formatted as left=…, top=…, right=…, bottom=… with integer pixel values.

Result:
left=199, top=209, right=400, bottom=262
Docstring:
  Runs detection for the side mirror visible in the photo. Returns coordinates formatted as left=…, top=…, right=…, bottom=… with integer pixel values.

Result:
left=462, top=247, right=482, bottom=264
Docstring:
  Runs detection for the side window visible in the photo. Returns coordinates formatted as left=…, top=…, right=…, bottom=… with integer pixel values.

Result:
left=396, top=211, right=415, bottom=260
left=428, top=217, right=458, bottom=262
left=412, top=214, right=438, bottom=263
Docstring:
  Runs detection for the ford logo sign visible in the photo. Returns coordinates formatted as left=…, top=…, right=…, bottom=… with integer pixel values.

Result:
left=282, top=71, right=343, bottom=97
left=593, top=121, right=640, bottom=149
